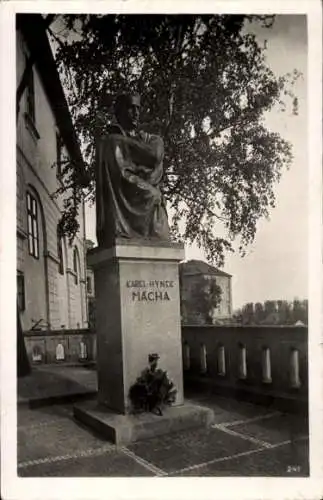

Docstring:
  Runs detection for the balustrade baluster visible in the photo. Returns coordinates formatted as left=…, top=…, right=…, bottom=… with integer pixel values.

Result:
left=217, top=345, right=226, bottom=376
left=239, top=344, right=247, bottom=379
left=200, top=343, right=207, bottom=374
left=262, top=347, right=272, bottom=383
left=183, top=342, right=190, bottom=370
left=290, top=348, right=301, bottom=388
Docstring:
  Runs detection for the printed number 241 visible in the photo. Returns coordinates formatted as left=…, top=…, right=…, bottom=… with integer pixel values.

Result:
left=287, top=465, right=301, bottom=473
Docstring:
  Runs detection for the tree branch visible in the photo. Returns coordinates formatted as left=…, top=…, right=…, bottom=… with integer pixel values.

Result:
left=164, top=24, right=184, bottom=136
left=170, top=188, right=228, bottom=222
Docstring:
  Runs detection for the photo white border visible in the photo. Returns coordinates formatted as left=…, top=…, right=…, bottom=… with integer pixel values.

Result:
left=1, top=1, right=322, bottom=499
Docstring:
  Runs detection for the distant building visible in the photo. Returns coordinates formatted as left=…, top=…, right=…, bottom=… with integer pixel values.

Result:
left=180, top=260, right=232, bottom=325
left=85, top=240, right=96, bottom=330
left=16, top=14, right=88, bottom=331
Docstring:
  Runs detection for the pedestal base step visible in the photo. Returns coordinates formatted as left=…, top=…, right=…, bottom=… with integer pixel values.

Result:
left=74, top=400, right=214, bottom=446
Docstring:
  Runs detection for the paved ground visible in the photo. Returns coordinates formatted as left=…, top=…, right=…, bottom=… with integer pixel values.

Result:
left=18, top=364, right=97, bottom=405
left=17, top=366, right=309, bottom=477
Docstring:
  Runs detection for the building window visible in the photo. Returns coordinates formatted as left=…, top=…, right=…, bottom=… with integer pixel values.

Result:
left=27, top=192, right=39, bottom=258
left=73, top=247, right=79, bottom=285
left=26, top=59, right=35, bottom=123
left=17, top=272, right=25, bottom=311
left=57, top=227, right=64, bottom=275
left=56, top=133, right=62, bottom=178
left=86, top=276, right=92, bottom=294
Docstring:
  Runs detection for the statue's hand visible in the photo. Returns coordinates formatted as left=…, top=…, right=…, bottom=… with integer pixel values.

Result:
left=125, top=135, right=163, bottom=169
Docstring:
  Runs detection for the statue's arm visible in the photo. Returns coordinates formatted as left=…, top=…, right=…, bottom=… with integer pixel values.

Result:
left=125, top=135, right=164, bottom=168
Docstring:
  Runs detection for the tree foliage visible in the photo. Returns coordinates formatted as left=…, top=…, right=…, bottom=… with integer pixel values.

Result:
left=50, top=14, right=299, bottom=265
left=181, top=275, right=222, bottom=325
left=234, top=299, right=308, bottom=325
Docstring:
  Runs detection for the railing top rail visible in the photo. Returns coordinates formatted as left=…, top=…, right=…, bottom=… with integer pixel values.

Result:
left=183, top=324, right=308, bottom=329
left=23, top=328, right=94, bottom=337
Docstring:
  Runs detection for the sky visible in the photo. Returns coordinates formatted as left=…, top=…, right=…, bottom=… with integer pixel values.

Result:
left=84, top=15, right=308, bottom=310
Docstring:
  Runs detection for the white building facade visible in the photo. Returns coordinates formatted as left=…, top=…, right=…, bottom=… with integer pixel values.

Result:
left=16, top=14, right=88, bottom=331
left=180, top=260, right=232, bottom=325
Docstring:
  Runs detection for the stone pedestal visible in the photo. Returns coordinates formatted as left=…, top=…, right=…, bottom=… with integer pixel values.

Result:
left=74, top=400, right=214, bottom=446
left=88, top=239, right=185, bottom=414
left=74, top=239, right=214, bottom=444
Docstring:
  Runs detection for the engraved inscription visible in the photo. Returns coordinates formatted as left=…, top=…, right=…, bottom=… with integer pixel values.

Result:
left=126, top=280, right=175, bottom=302
left=126, top=280, right=174, bottom=288
left=132, top=291, right=170, bottom=301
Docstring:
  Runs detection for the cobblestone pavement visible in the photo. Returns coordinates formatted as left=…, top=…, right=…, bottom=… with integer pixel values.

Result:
left=18, top=390, right=309, bottom=477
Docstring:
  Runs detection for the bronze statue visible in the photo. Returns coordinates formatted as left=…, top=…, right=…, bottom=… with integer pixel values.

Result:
left=95, top=93, right=170, bottom=247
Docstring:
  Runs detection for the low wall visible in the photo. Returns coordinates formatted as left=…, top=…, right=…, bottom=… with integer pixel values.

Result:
left=23, top=325, right=308, bottom=410
left=24, top=329, right=96, bottom=365
left=182, top=325, right=308, bottom=410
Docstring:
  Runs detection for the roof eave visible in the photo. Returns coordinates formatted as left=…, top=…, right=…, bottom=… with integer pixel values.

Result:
left=17, top=14, right=84, bottom=169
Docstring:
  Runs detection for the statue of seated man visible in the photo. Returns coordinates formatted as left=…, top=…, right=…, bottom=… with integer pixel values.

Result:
left=95, top=93, right=170, bottom=248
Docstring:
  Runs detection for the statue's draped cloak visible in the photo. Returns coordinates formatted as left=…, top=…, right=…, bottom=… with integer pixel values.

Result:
left=95, top=126, right=170, bottom=247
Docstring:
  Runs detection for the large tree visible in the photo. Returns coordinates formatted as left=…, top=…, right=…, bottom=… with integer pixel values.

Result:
left=49, top=14, right=299, bottom=266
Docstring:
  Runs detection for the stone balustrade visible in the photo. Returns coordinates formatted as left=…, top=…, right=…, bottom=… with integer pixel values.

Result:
left=182, top=325, right=308, bottom=410
left=24, top=328, right=96, bottom=365
left=23, top=325, right=308, bottom=410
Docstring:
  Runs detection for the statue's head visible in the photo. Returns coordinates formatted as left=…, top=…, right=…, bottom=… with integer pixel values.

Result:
left=115, top=93, right=140, bottom=131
